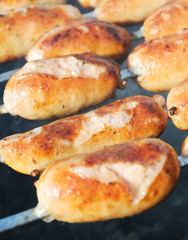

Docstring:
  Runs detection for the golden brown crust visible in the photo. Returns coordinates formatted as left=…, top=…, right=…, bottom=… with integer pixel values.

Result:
left=3, top=53, right=123, bottom=120
left=144, top=0, right=188, bottom=40
left=95, top=0, right=172, bottom=24
left=127, top=29, right=188, bottom=92
left=0, top=4, right=82, bottom=63
left=35, top=138, right=179, bottom=222
left=182, top=136, right=188, bottom=156
left=26, top=19, right=132, bottom=62
left=0, top=0, right=65, bottom=12
left=167, top=78, right=188, bottom=130
left=0, top=95, right=168, bottom=175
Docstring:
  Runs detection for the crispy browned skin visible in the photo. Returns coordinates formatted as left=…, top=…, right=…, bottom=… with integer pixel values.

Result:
left=143, top=0, right=188, bottom=40
left=2, top=53, right=124, bottom=120
left=0, top=0, right=65, bottom=12
left=0, top=4, right=82, bottom=63
left=0, top=95, right=168, bottom=176
left=94, top=0, right=172, bottom=24
left=26, top=19, right=132, bottom=62
left=167, top=78, right=188, bottom=130
left=35, top=138, right=179, bottom=223
left=182, top=136, right=188, bottom=156
left=127, top=29, right=188, bottom=92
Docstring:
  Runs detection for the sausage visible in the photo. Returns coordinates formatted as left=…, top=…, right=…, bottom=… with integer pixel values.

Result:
left=34, top=138, right=179, bottom=223
left=127, top=29, right=188, bottom=92
left=0, top=95, right=168, bottom=176
left=1, top=53, right=125, bottom=120
left=182, top=136, right=188, bottom=156
left=26, top=19, right=132, bottom=62
left=0, top=0, right=65, bottom=12
left=92, top=0, right=172, bottom=24
left=77, top=0, right=97, bottom=8
left=167, top=78, right=188, bottom=130
left=143, top=0, right=188, bottom=41
left=0, top=4, right=82, bottom=63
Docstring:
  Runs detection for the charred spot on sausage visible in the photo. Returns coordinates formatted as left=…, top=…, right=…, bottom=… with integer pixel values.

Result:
left=165, top=44, right=169, bottom=49
left=31, top=169, right=43, bottom=177
left=169, top=106, right=177, bottom=115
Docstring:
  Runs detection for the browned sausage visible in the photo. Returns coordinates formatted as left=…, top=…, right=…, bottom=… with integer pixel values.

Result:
left=0, top=0, right=66, bottom=12
left=26, top=19, right=132, bottom=62
left=143, top=0, right=188, bottom=40
left=167, top=78, right=188, bottom=130
left=0, top=95, right=168, bottom=176
left=0, top=4, right=82, bottom=63
left=34, top=138, right=179, bottom=223
left=127, top=29, right=188, bottom=92
left=182, top=136, right=188, bottom=156
left=1, top=53, right=124, bottom=120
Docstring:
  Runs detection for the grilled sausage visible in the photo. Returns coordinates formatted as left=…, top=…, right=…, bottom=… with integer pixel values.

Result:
left=143, top=0, right=188, bottom=41
left=182, top=136, right=188, bottom=156
left=0, top=4, right=82, bottom=63
left=93, top=0, right=172, bottom=24
left=77, top=0, right=97, bottom=8
left=0, top=0, right=66, bottom=12
left=127, top=29, right=188, bottom=92
left=26, top=19, right=132, bottom=62
left=0, top=95, right=168, bottom=176
left=1, top=53, right=125, bottom=120
left=34, top=138, right=179, bottom=223
left=167, top=78, right=188, bottom=130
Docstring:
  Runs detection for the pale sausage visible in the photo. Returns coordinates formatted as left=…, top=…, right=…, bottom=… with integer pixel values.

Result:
left=93, top=0, right=172, bottom=24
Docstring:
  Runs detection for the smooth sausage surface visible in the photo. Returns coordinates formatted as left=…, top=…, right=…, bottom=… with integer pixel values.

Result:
left=182, top=136, right=188, bottom=156
left=167, top=78, right=188, bottom=130
left=2, top=53, right=124, bottom=120
left=0, top=4, right=82, bottom=63
left=143, top=0, right=188, bottom=40
left=0, top=0, right=65, bottom=12
left=35, top=138, right=179, bottom=223
left=26, top=19, right=132, bottom=62
left=127, top=29, right=188, bottom=92
left=0, top=95, right=168, bottom=176
left=93, top=0, right=172, bottom=24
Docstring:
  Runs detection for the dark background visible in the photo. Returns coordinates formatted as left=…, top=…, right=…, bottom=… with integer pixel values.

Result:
left=0, top=1, right=187, bottom=239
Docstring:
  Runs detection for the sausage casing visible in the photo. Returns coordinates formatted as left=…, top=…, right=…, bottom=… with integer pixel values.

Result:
left=2, top=53, right=124, bottom=120
left=182, top=136, right=188, bottom=156
left=0, top=95, right=168, bottom=176
left=94, top=0, right=172, bottom=24
left=143, top=0, right=188, bottom=40
left=167, top=78, right=188, bottom=130
left=127, top=29, right=188, bottom=92
left=0, top=4, right=82, bottom=63
left=26, top=19, right=132, bottom=62
left=0, top=0, right=65, bottom=12
left=35, top=138, right=179, bottom=223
